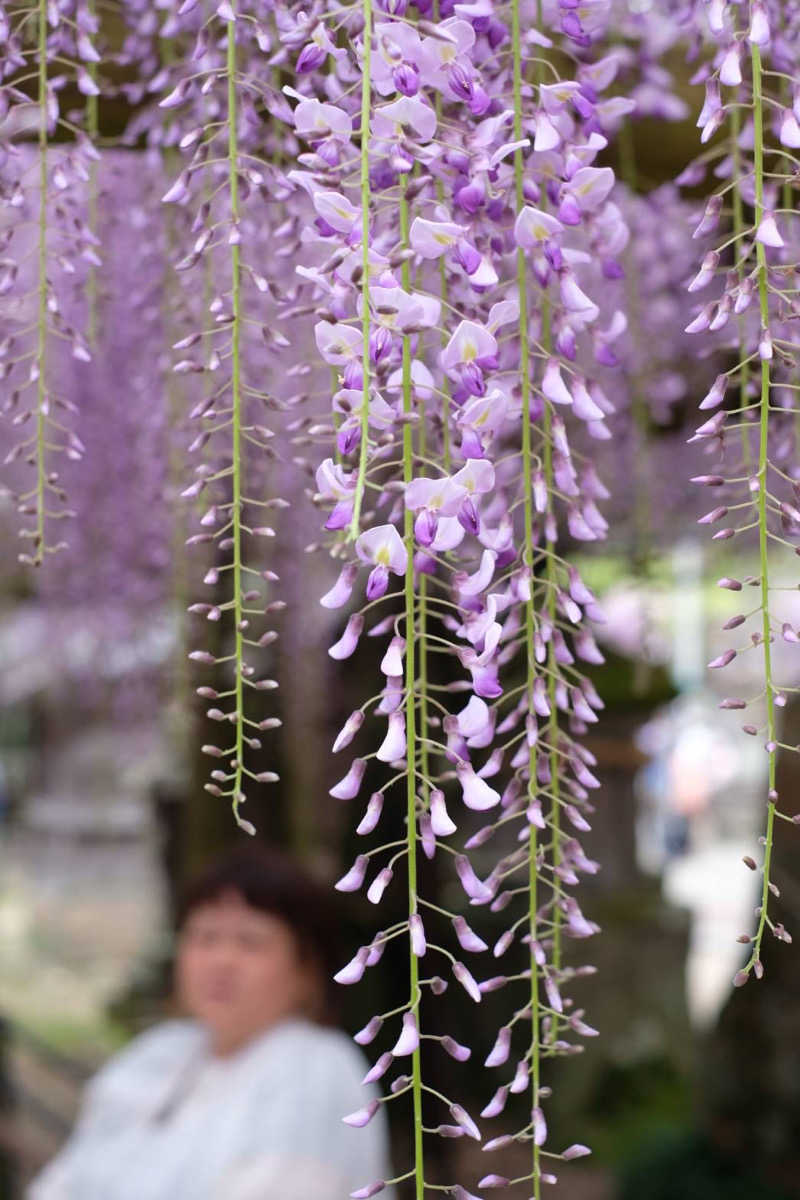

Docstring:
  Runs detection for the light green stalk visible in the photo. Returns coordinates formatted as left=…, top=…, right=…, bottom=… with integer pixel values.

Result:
left=226, top=15, right=245, bottom=824
left=399, top=180, right=425, bottom=1200
left=415, top=374, right=430, bottom=815
left=410, top=219, right=431, bottom=815
left=543, top=434, right=562, bottom=984
left=747, top=44, right=776, bottom=975
left=34, top=0, right=48, bottom=566
left=777, top=79, right=795, bottom=474
left=512, top=0, right=540, bottom=1191
left=531, top=0, right=563, bottom=1004
left=349, top=0, right=373, bottom=540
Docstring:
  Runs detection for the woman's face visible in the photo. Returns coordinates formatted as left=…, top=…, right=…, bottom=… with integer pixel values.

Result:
left=176, top=889, right=312, bottom=1055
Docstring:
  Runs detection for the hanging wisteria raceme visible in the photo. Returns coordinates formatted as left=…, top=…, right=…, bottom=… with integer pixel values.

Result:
left=156, top=1, right=300, bottom=835
left=0, top=0, right=99, bottom=566
left=683, top=0, right=800, bottom=984
left=4, top=0, right=800, bottom=1196
left=275, top=0, right=627, bottom=1192
left=462, top=6, right=621, bottom=1193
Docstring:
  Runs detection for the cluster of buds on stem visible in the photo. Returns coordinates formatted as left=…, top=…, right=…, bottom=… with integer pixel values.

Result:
left=1, top=0, right=100, bottom=564
left=275, top=0, right=625, bottom=1192
left=158, top=1, right=301, bottom=831
left=683, top=0, right=800, bottom=985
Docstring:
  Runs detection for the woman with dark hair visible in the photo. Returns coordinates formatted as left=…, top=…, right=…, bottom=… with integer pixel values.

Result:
left=29, top=845, right=392, bottom=1200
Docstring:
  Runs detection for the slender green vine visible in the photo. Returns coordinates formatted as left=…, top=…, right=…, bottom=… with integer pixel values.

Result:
left=746, top=42, right=777, bottom=977
left=399, top=177, right=425, bottom=1200
left=226, top=13, right=246, bottom=827
left=512, top=0, right=541, bottom=1190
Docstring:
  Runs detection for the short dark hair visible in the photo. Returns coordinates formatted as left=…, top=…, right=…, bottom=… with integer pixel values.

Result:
left=177, top=842, right=341, bottom=1018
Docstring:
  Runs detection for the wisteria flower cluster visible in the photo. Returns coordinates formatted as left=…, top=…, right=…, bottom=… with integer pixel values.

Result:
left=681, top=0, right=800, bottom=985
left=274, top=0, right=629, bottom=1193
left=1, top=0, right=99, bottom=565
left=1, top=0, right=799, bottom=1196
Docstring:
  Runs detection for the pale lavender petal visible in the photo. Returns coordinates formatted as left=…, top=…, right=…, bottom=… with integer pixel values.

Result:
left=430, top=789, right=457, bottom=836
left=509, top=1058, right=528, bottom=1093
left=453, top=961, right=482, bottom=1002
left=363, top=1053, right=393, bottom=1085
left=441, top=1036, right=471, bottom=1062
left=321, top=563, right=358, bottom=609
left=333, top=710, right=365, bottom=753
left=453, top=915, right=489, bottom=953
left=450, top=1103, right=481, bottom=1141
left=380, top=636, right=405, bottom=676
left=457, top=695, right=491, bottom=740
left=409, top=913, right=427, bottom=957
left=542, top=358, right=574, bottom=406
left=354, top=1016, right=383, bottom=1044
left=376, top=711, right=407, bottom=762
left=343, top=1100, right=379, bottom=1128
left=458, top=763, right=500, bottom=811
left=485, top=1026, right=511, bottom=1067
left=329, top=758, right=367, bottom=800
left=334, top=947, right=369, bottom=985
left=350, top=1182, right=386, bottom=1198
left=454, top=855, right=494, bottom=902
left=335, top=854, right=369, bottom=892
left=357, top=792, right=384, bottom=835
left=481, top=1085, right=509, bottom=1118
left=367, top=867, right=393, bottom=904
left=392, top=1011, right=420, bottom=1056
left=329, top=613, right=364, bottom=660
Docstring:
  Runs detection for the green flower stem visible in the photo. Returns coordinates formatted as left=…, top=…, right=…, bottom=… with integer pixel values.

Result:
left=349, top=0, right=372, bottom=540
left=34, top=0, right=48, bottom=566
left=399, top=182, right=424, bottom=1200
left=748, top=43, right=777, bottom=974
left=512, top=0, right=540, bottom=1193
left=777, top=79, right=795, bottom=476
left=226, top=14, right=245, bottom=823
left=416, top=372, right=430, bottom=808
left=543, top=425, right=562, bottom=983
left=531, top=0, right=563, bottom=1001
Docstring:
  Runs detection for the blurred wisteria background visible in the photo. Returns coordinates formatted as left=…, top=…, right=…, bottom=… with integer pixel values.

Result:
left=1, top=0, right=800, bottom=1197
